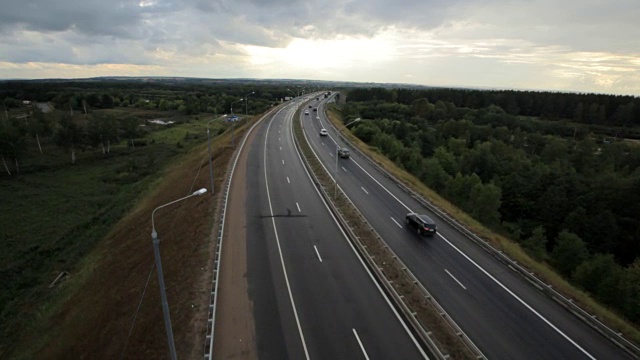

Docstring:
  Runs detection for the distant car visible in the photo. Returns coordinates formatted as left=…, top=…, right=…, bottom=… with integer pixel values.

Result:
left=338, top=148, right=350, bottom=158
left=309, top=105, right=313, bottom=108
left=405, top=213, right=437, bottom=236
left=319, top=129, right=328, bottom=136
left=313, top=107, right=317, bottom=111
left=304, top=110, right=309, bottom=115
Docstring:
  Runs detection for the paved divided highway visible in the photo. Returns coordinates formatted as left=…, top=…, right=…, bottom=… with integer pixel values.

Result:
left=300, top=95, right=634, bottom=360
left=242, top=101, right=428, bottom=359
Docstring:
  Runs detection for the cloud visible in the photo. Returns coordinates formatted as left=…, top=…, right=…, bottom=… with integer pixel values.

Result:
left=0, top=0, right=638, bottom=95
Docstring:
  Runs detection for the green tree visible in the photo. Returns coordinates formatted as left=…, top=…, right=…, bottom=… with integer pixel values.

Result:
left=420, top=158, right=451, bottom=192
left=468, top=182, right=501, bottom=226
left=573, top=253, right=625, bottom=308
left=29, top=108, right=53, bottom=154
left=87, top=115, right=119, bottom=155
left=522, top=226, right=548, bottom=260
left=120, top=117, right=141, bottom=149
left=551, top=230, right=589, bottom=277
left=624, top=259, right=640, bottom=322
left=352, top=122, right=381, bottom=143
left=0, top=118, right=27, bottom=174
left=433, top=146, right=457, bottom=176
left=54, top=115, right=86, bottom=164
left=448, top=172, right=482, bottom=211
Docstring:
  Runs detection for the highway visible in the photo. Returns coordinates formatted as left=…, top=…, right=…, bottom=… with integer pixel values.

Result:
left=241, top=100, right=428, bottom=359
left=300, top=95, right=634, bottom=360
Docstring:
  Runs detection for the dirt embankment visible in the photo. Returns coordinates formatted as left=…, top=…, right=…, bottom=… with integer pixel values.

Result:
left=12, top=122, right=251, bottom=359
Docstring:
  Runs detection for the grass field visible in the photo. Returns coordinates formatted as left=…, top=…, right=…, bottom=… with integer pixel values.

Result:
left=0, top=108, right=238, bottom=358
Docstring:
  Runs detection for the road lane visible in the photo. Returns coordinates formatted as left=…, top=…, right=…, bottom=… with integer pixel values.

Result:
left=245, top=101, right=428, bottom=359
left=301, top=96, right=634, bottom=360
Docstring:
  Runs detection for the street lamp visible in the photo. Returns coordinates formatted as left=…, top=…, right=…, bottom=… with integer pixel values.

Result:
left=286, top=88, right=297, bottom=100
left=206, top=115, right=226, bottom=196
left=244, top=91, right=254, bottom=115
left=334, top=118, right=361, bottom=197
left=230, top=98, right=243, bottom=147
left=151, top=188, right=208, bottom=360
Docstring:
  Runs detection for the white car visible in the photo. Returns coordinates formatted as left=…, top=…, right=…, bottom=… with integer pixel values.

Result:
left=304, top=110, right=309, bottom=115
left=319, top=129, right=328, bottom=136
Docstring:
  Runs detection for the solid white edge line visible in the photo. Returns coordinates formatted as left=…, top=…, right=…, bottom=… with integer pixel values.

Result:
left=353, top=329, right=370, bottom=360
left=209, top=104, right=285, bottom=357
left=437, top=233, right=596, bottom=359
left=317, top=106, right=597, bottom=359
left=296, top=111, right=429, bottom=359
left=314, top=245, right=323, bottom=263
left=444, top=269, right=467, bottom=290
left=390, top=217, right=403, bottom=228
left=361, top=187, right=369, bottom=195
left=264, top=107, right=311, bottom=360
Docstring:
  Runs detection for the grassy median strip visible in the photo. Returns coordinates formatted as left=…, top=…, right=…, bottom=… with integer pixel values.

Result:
left=293, top=110, right=478, bottom=359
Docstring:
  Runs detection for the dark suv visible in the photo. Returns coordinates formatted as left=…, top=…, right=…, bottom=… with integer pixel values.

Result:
left=405, top=213, right=437, bottom=236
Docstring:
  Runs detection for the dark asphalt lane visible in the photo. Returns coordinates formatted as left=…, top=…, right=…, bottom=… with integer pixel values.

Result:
left=300, top=96, right=634, bottom=360
left=245, top=101, right=427, bottom=359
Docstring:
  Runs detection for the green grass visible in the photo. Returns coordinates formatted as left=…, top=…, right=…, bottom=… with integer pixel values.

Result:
left=325, top=106, right=640, bottom=346
left=0, top=110, right=230, bottom=357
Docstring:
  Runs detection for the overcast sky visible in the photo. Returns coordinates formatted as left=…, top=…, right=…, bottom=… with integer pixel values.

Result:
left=1, top=0, right=639, bottom=95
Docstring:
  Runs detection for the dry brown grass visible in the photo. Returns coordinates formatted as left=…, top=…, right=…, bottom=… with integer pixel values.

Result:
left=325, top=106, right=640, bottom=347
left=11, top=118, right=256, bottom=360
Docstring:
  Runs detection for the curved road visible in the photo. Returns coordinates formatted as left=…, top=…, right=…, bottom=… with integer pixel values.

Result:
left=300, top=94, right=634, bottom=360
left=236, top=101, right=428, bottom=359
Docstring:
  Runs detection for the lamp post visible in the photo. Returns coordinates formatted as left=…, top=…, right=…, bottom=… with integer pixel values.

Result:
left=334, top=118, right=361, bottom=197
left=244, top=91, right=254, bottom=115
left=206, top=115, right=226, bottom=196
left=151, top=188, right=208, bottom=360
left=230, top=98, right=243, bottom=147
left=286, top=88, right=297, bottom=101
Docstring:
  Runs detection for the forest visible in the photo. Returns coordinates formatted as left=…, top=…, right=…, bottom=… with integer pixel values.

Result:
left=342, top=87, right=640, bottom=324
left=0, top=79, right=298, bottom=172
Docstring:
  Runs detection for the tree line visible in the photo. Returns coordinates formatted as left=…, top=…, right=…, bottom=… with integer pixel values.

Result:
left=0, top=80, right=301, bottom=173
left=347, top=87, right=640, bottom=131
left=342, top=88, right=640, bottom=324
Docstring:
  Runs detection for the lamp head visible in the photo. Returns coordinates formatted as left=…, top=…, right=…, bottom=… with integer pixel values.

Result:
left=193, top=188, right=207, bottom=196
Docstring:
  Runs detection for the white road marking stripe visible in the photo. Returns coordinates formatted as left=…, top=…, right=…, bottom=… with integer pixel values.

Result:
left=287, top=177, right=290, bottom=184
left=445, top=269, right=467, bottom=290
left=314, top=245, right=323, bottom=262
left=342, top=166, right=347, bottom=172
left=390, top=217, right=403, bottom=228
left=282, top=160, right=285, bottom=165
left=353, top=329, right=370, bottom=360
left=361, top=187, right=369, bottom=194
left=438, top=233, right=596, bottom=359
left=263, top=111, right=310, bottom=359
left=340, top=135, right=596, bottom=357
left=296, top=202, right=301, bottom=212
left=329, top=152, right=333, bottom=157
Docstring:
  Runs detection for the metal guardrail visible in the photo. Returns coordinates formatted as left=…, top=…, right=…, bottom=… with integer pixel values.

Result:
left=332, top=108, right=640, bottom=360
left=294, top=105, right=485, bottom=360
left=203, top=104, right=288, bottom=360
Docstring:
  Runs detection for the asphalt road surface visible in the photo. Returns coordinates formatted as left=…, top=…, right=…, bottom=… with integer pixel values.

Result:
left=241, top=100, right=429, bottom=359
left=300, top=95, right=634, bottom=360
